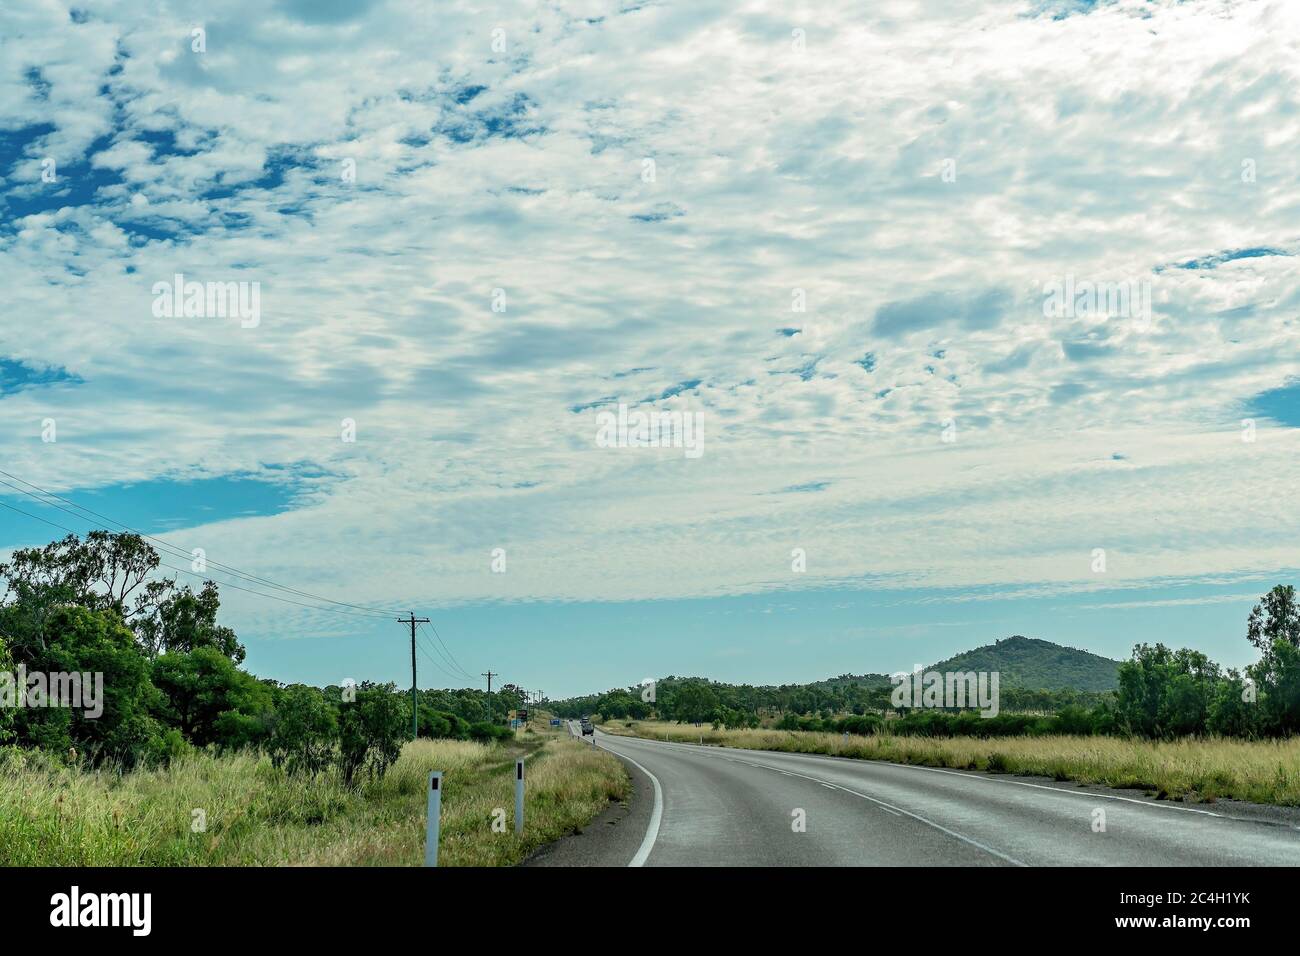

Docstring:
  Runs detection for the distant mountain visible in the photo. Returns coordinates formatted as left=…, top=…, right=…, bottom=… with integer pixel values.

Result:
left=816, top=636, right=1122, bottom=693
left=928, top=636, right=1121, bottom=692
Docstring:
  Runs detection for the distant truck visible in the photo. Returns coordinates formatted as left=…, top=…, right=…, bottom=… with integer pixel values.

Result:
left=580, top=716, right=594, bottom=736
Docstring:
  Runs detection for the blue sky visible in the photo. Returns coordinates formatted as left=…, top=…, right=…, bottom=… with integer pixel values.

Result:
left=2, top=0, right=1300, bottom=697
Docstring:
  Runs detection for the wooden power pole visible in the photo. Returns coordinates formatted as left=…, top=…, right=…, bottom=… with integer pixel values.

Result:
left=482, top=670, right=498, bottom=723
left=398, top=612, right=430, bottom=738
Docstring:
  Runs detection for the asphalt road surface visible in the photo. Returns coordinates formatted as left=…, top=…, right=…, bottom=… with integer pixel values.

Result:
left=526, top=723, right=1300, bottom=867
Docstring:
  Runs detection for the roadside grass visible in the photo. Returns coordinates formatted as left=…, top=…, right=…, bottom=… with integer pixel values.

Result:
left=599, top=720, right=1300, bottom=806
left=0, top=724, right=628, bottom=866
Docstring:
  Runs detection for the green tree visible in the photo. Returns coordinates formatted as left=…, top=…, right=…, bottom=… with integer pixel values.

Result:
left=0, top=531, right=245, bottom=666
left=268, top=684, right=337, bottom=775
left=15, top=605, right=162, bottom=765
left=1160, top=648, right=1218, bottom=737
left=338, top=683, right=407, bottom=785
left=0, top=634, right=14, bottom=744
left=134, top=581, right=245, bottom=663
left=1116, top=643, right=1221, bottom=738
left=1208, top=668, right=1259, bottom=737
left=0, top=531, right=161, bottom=623
left=1246, top=585, right=1300, bottom=733
left=498, top=682, right=528, bottom=714
left=151, top=646, right=268, bottom=746
left=668, top=681, right=720, bottom=724
left=1247, top=584, right=1300, bottom=652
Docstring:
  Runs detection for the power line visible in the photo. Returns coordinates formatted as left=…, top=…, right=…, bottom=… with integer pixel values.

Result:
left=0, top=469, right=403, bottom=619
left=0, top=495, right=481, bottom=694
left=160, top=559, right=396, bottom=618
left=416, top=644, right=481, bottom=690
left=0, top=496, right=389, bottom=621
left=417, top=623, right=468, bottom=677
left=0, top=469, right=478, bottom=678
left=415, top=638, right=463, bottom=682
left=428, top=620, right=475, bottom=678
left=418, top=621, right=475, bottom=679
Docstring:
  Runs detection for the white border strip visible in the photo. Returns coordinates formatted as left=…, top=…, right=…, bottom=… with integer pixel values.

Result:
left=596, top=734, right=664, bottom=868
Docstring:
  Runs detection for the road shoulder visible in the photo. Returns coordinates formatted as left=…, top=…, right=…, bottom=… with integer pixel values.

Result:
left=520, top=739, right=655, bottom=867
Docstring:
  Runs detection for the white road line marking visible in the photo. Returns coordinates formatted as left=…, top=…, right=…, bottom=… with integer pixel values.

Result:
left=595, top=733, right=663, bottom=868
left=613, top=732, right=1293, bottom=845
left=649, top=735, right=1229, bottom=821
left=871, top=761, right=1223, bottom=816
left=724, top=754, right=1027, bottom=867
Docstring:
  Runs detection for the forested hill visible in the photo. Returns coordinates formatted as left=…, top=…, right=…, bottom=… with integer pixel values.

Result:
left=929, top=636, right=1120, bottom=691
left=811, top=636, right=1122, bottom=692
left=554, top=637, right=1123, bottom=721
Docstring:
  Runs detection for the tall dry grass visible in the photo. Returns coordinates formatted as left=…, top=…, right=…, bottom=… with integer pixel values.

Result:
left=0, top=732, right=627, bottom=866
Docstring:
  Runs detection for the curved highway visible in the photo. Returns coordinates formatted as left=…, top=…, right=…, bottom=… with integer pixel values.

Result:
left=526, top=724, right=1300, bottom=867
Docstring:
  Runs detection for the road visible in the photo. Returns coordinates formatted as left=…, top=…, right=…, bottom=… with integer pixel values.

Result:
left=527, top=723, right=1300, bottom=867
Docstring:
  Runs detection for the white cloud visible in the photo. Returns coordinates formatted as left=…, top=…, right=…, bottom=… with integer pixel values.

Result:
left=1, top=0, right=1299, bottom=623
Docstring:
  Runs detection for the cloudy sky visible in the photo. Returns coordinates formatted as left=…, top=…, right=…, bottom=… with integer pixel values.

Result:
left=1, top=0, right=1298, bottom=696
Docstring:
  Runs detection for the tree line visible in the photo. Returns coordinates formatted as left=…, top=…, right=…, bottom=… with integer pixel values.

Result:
left=554, top=585, right=1300, bottom=740
left=0, top=531, right=524, bottom=776
left=553, top=676, right=1110, bottom=728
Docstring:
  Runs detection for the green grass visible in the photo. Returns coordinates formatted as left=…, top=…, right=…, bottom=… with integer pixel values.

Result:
left=601, top=720, right=1300, bottom=806
left=0, top=731, right=628, bottom=866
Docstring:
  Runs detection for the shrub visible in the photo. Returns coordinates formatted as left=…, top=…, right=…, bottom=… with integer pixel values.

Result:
left=268, top=685, right=337, bottom=776
left=468, top=721, right=512, bottom=743
left=836, top=714, right=882, bottom=735
left=418, top=710, right=452, bottom=739
left=144, top=727, right=191, bottom=766
left=338, top=684, right=407, bottom=785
